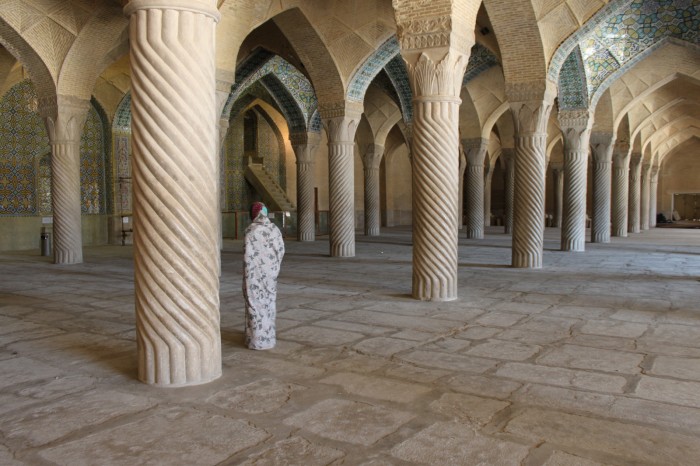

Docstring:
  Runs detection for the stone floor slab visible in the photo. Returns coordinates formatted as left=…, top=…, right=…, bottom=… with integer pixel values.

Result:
left=38, top=406, right=270, bottom=466
left=319, top=372, right=431, bottom=403
left=207, top=378, right=306, bottom=414
left=430, top=392, right=509, bottom=425
left=537, top=344, right=644, bottom=374
left=466, top=339, right=541, bottom=361
left=635, top=375, right=700, bottom=408
left=650, top=355, right=700, bottom=381
left=283, top=399, right=414, bottom=446
left=391, top=421, right=530, bottom=465
left=239, top=436, right=345, bottom=465
left=495, top=362, right=627, bottom=393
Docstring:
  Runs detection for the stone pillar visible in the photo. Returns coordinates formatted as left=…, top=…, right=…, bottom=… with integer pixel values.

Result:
left=322, top=106, right=362, bottom=257
left=458, top=145, right=466, bottom=229
left=215, top=77, right=233, bottom=259
left=640, top=163, right=651, bottom=230
left=40, top=96, right=90, bottom=265
left=502, top=148, right=515, bottom=234
left=125, top=0, right=221, bottom=386
left=291, top=132, right=320, bottom=242
left=590, top=132, right=614, bottom=243
left=462, top=138, right=488, bottom=239
left=484, top=166, right=493, bottom=227
left=363, top=144, right=384, bottom=236
left=508, top=81, right=557, bottom=268
left=393, top=0, right=476, bottom=300
left=649, top=167, right=659, bottom=228
left=611, top=144, right=630, bottom=237
left=558, top=110, right=593, bottom=252
left=628, top=152, right=642, bottom=234
left=551, top=163, right=564, bottom=229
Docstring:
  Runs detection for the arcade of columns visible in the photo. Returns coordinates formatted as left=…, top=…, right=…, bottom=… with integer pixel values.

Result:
left=29, top=0, right=678, bottom=387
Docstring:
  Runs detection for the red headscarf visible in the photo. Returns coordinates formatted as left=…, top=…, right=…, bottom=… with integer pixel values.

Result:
left=250, top=202, right=267, bottom=219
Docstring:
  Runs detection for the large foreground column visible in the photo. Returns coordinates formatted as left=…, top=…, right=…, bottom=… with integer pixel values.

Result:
left=463, top=138, right=488, bottom=239
left=559, top=110, right=592, bottom=252
left=291, top=132, right=320, bottom=242
left=509, top=81, right=556, bottom=268
left=126, top=0, right=221, bottom=386
left=502, top=148, right=515, bottom=234
left=628, top=152, right=642, bottom=234
left=649, top=167, right=659, bottom=228
left=551, top=163, right=564, bottom=229
left=40, top=96, right=90, bottom=264
left=590, top=132, right=614, bottom=243
left=363, top=144, right=384, bottom=236
left=640, top=163, right=651, bottom=230
left=611, top=145, right=630, bottom=237
left=458, top=146, right=466, bottom=229
left=323, top=107, right=361, bottom=257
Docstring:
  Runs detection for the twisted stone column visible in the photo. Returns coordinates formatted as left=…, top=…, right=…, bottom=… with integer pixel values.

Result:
left=126, top=0, right=221, bottom=386
left=628, top=153, right=642, bottom=234
left=484, top=166, right=493, bottom=227
left=509, top=81, right=556, bottom=268
left=611, top=145, right=630, bottom=237
left=458, top=146, right=466, bottom=229
left=640, top=163, right=651, bottom=230
left=559, top=110, right=592, bottom=252
left=40, top=96, right=90, bottom=265
left=590, top=132, right=614, bottom=243
left=502, top=148, right=515, bottom=234
left=215, top=76, right=233, bottom=267
left=323, top=108, right=361, bottom=257
left=291, top=132, right=320, bottom=242
left=551, top=163, right=564, bottom=229
left=363, top=144, right=384, bottom=236
left=405, top=52, right=468, bottom=300
left=463, top=138, right=488, bottom=239
left=650, top=168, right=659, bottom=228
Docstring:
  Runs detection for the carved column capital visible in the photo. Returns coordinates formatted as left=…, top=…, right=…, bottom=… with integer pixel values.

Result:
left=462, top=137, right=489, bottom=165
left=322, top=110, right=362, bottom=143
left=362, top=144, right=384, bottom=169
left=403, top=50, right=469, bottom=99
left=124, top=0, right=220, bottom=20
left=39, top=95, right=91, bottom=143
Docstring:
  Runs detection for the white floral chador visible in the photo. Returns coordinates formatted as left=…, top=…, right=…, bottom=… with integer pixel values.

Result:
left=243, top=213, right=285, bottom=350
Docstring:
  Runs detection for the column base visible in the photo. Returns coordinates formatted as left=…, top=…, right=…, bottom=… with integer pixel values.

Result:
left=512, top=253, right=542, bottom=269
left=466, top=228, right=483, bottom=239
left=561, top=240, right=585, bottom=252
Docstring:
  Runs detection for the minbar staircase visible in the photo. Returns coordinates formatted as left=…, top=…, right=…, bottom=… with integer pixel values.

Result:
left=244, top=163, right=295, bottom=212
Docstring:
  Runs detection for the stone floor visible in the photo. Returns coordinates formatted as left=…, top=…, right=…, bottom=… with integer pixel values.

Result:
left=1, top=226, right=700, bottom=465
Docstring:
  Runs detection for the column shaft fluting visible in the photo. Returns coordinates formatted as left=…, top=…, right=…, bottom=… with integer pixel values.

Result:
left=324, top=114, right=360, bottom=257
left=363, top=145, right=383, bottom=236
left=463, top=139, right=487, bottom=239
left=590, top=133, right=614, bottom=243
left=41, top=97, right=90, bottom=265
left=591, top=161, right=611, bottom=242
left=502, top=149, right=515, bottom=234
left=650, top=170, right=659, bottom=228
left=512, top=133, right=547, bottom=267
left=552, top=167, right=564, bottom=229
left=292, top=134, right=318, bottom=242
left=612, top=154, right=630, bottom=237
left=51, top=140, right=84, bottom=264
left=628, top=157, right=642, bottom=234
left=458, top=148, right=466, bottom=229
left=640, top=165, right=651, bottom=230
left=561, top=150, right=588, bottom=251
left=126, top=2, right=221, bottom=386
left=484, top=169, right=493, bottom=227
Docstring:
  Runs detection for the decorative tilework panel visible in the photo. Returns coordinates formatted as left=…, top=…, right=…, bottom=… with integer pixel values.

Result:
left=114, top=133, right=131, bottom=213
left=558, top=47, right=589, bottom=109
left=257, top=111, right=286, bottom=190
left=0, top=80, right=49, bottom=215
left=383, top=55, right=413, bottom=123
left=113, top=93, right=132, bottom=132
left=347, top=36, right=400, bottom=102
left=462, top=43, right=500, bottom=85
left=80, top=105, right=107, bottom=214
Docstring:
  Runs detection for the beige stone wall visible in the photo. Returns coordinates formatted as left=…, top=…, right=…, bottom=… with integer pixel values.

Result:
left=658, top=140, right=700, bottom=218
left=0, top=215, right=108, bottom=251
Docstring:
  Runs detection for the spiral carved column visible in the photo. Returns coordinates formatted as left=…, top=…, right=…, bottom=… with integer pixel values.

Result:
left=502, top=149, right=515, bottom=234
left=323, top=110, right=361, bottom=257
left=628, top=154, right=642, bottom=234
left=291, top=132, right=319, bottom=242
left=509, top=82, right=556, bottom=268
left=559, top=111, right=592, bottom=252
left=363, top=144, right=383, bottom=236
left=462, top=138, right=488, bottom=239
left=126, top=0, right=221, bottom=386
left=40, top=96, right=90, bottom=265
left=458, top=147, right=466, bottom=229
left=484, top=168, right=493, bottom=227
left=611, top=147, right=630, bottom=237
left=590, top=132, right=614, bottom=243
left=649, top=168, right=659, bottom=228
left=551, top=164, right=564, bottom=229
left=405, top=52, right=467, bottom=300
left=640, top=164, right=651, bottom=231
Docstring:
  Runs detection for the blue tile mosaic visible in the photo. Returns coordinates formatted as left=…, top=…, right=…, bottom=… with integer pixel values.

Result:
left=463, top=44, right=500, bottom=85
left=347, top=36, right=400, bottom=102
